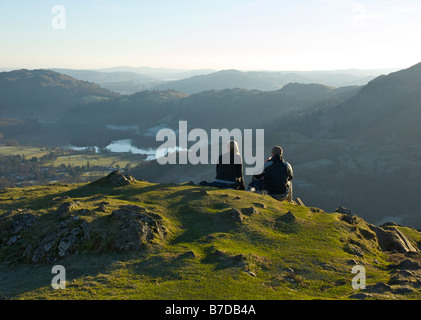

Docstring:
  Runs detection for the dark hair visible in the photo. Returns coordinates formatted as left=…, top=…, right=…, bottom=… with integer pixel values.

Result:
left=271, top=146, right=283, bottom=156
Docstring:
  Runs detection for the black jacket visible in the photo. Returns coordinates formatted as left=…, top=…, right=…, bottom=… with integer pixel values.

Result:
left=256, top=154, right=293, bottom=194
left=215, top=152, right=245, bottom=189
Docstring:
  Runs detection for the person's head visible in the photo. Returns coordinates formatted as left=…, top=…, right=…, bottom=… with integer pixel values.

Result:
left=227, top=140, right=239, bottom=154
left=271, top=146, right=283, bottom=157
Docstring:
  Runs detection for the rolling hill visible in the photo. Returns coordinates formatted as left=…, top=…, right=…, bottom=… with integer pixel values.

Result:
left=1, top=172, right=421, bottom=300
left=152, top=69, right=381, bottom=94
left=0, top=69, right=119, bottom=120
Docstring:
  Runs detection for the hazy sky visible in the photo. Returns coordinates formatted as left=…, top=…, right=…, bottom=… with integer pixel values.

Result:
left=1, top=0, right=420, bottom=71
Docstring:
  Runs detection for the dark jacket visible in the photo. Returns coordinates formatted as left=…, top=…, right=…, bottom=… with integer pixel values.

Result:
left=255, top=154, right=293, bottom=194
left=215, top=152, right=245, bottom=189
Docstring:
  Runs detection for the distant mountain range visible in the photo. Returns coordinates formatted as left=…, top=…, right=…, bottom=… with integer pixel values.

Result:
left=0, top=66, right=397, bottom=95
left=0, top=63, right=420, bottom=228
left=152, top=69, right=385, bottom=93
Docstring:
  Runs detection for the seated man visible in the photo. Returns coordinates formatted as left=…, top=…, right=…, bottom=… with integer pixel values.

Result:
left=200, top=140, right=245, bottom=190
left=249, top=146, right=293, bottom=201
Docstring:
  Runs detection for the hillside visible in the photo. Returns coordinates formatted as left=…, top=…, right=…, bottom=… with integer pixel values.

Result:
left=318, top=62, right=421, bottom=143
left=1, top=171, right=421, bottom=300
left=0, top=69, right=119, bottom=120
left=152, top=69, right=378, bottom=94
left=51, top=69, right=163, bottom=94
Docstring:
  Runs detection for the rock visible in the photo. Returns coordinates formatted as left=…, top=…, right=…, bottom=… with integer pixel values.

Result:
left=349, top=293, right=372, bottom=300
left=246, top=271, right=257, bottom=277
left=6, top=235, right=20, bottom=246
left=195, top=190, right=209, bottom=196
left=30, top=218, right=91, bottom=263
left=335, top=207, right=352, bottom=215
left=57, top=201, right=80, bottom=216
left=295, top=198, right=305, bottom=206
left=226, top=208, right=244, bottom=223
left=358, top=227, right=376, bottom=241
left=285, top=268, right=295, bottom=274
left=178, top=251, right=196, bottom=259
left=96, top=202, right=109, bottom=212
left=341, top=214, right=358, bottom=225
left=253, top=203, right=266, bottom=209
left=106, top=171, right=136, bottom=186
left=344, top=243, right=364, bottom=257
left=277, top=211, right=296, bottom=223
left=242, top=207, right=259, bottom=215
left=10, top=212, right=37, bottom=234
left=393, top=286, right=414, bottom=295
left=369, top=225, right=418, bottom=253
left=381, top=221, right=402, bottom=227
left=389, top=259, right=421, bottom=270
left=365, top=282, right=393, bottom=293
left=111, top=205, right=167, bottom=253
left=52, top=196, right=70, bottom=201
left=58, top=234, right=77, bottom=257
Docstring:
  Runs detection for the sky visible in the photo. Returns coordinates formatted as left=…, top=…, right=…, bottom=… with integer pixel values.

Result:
left=0, top=0, right=420, bottom=71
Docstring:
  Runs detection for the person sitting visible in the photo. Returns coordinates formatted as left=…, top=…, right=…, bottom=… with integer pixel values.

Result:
left=200, top=140, right=245, bottom=190
left=249, top=146, right=293, bottom=201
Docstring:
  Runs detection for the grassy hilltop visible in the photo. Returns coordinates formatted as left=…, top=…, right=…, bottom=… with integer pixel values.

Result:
left=1, top=172, right=421, bottom=300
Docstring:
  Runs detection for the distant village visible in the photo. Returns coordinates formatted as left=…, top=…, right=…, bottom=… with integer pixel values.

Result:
left=0, top=146, right=134, bottom=190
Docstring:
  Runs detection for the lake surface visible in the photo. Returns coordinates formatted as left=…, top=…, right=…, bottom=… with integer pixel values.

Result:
left=69, top=139, right=182, bottom=161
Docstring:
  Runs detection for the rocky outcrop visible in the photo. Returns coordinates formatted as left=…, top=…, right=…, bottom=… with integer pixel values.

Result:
left=110, top=205, right=167, bottom=253
left=30, top=218, right=91, bottom=264
left=369, top=225, right=418, bottom=253
left=107, top=171, right=136, bottom=186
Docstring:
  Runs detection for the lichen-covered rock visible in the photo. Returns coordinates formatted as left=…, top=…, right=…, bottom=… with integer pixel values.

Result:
left=110, top=205, right=166, bottom=253
left=57, top=201, right=80, bottom=216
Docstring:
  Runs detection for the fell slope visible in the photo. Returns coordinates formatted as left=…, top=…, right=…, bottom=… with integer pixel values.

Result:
left=1, top=172, right=421, bottom=300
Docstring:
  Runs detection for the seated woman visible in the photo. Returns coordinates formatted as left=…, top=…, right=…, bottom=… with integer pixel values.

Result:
left=200, top=140, right=245, bottom=190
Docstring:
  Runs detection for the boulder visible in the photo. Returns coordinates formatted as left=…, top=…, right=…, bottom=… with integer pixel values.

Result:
left=242, top=207, right=259, bottom=215
left=102, top=171, right=136, bottom=186
left=226, top=208, right=244, bottom=223
left=57, top=201, right=80, bottom=216
left=111, top=205, right=166, bottom=253
left=335, top=207, right=352, bottom=215
left=369, top=225, right=418, bottom=253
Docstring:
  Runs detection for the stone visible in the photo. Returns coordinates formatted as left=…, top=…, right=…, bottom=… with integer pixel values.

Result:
left=111, top=205, right=166, bottom=253
left=389, top=259, right=421, bottom=270
left=295, top=198, right=305, bottom=206
left=335, top=207, right=352, bottom=215
left=57, top=201, right=80, bottom=216
left=242, top=207, right=259, bottom=215
left=349, top=293, right=372, bottom=300
left=246, top=271, right=257, bottom=277
left=107, top=171, right=136, bottom=186
left=365, top=282, right=393, bottom=293
left=277, top=211, right=296, bottom=223
left=226, top=208, right=244, bottom=223
left=9, top=212, right=37, bottom=234
left=178, top=251, right=196, bottom=259
left=344, top=243, right=364, bottom=257
left=393, top=286, right=414, bottom=295
left=369, top=225, right=418, bottom=253
left=341, top=214, right=358, bottom=225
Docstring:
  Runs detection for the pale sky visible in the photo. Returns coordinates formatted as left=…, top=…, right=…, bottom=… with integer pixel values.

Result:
left=0, top=0, right=420, bottom=71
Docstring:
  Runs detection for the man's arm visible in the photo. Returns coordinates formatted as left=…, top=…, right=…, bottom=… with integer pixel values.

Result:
left=287, top=162, right=293, bottom=181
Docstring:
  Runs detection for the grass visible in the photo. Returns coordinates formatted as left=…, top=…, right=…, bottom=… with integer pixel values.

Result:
left=0, top=178, right=420, bottom=300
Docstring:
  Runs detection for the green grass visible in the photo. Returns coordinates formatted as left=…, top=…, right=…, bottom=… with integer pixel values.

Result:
left=0, top=178, right=420, bottom=300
